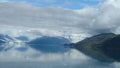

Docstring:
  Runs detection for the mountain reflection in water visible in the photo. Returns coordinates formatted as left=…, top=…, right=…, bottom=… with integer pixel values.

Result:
left=0, top=43, right=119, bottom=68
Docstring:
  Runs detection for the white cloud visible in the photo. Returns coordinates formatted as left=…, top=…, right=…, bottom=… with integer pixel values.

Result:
left=0, top=0, right=120, bottom=36
left=74, top=0, right=120, bottom=34
left=0, top=3, right=87, bottom=32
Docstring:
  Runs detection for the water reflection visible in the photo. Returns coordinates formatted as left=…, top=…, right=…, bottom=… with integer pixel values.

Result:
left=27, top=36, right=71, bottom=53
left=0, top=43, right=119, bottom=68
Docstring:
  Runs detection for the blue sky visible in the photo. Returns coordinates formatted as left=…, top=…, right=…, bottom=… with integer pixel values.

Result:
left=6, top=0, right=105, bottom=10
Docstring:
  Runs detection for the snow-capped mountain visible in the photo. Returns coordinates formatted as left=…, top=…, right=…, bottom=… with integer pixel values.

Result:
left=0, top=34, right=14, bottom=43
left=0, top=27, right=90, bottom=53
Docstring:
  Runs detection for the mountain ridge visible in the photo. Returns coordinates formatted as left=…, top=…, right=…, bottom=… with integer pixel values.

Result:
left=74, top=33, right=120, bottom=62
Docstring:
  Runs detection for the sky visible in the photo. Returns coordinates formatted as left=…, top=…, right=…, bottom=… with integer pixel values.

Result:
left=0, top=0, right=120, bottom=36
left=0, top=0, right=105, bottom=9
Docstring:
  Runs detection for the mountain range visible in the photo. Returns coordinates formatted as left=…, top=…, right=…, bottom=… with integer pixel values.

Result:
left=1, top=32, right=120, bottom=62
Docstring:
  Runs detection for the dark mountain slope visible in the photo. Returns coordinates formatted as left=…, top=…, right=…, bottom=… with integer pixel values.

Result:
left=74, top=33, right=120, bottom=62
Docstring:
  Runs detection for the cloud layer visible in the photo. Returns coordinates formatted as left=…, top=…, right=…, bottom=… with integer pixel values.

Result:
left=0, top=0, right=120, bottom=35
